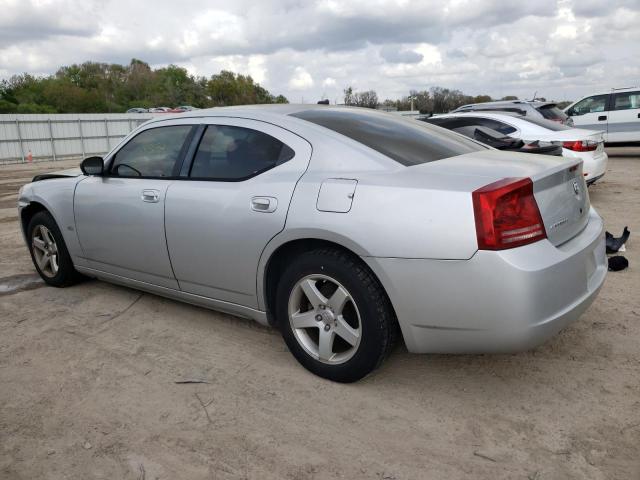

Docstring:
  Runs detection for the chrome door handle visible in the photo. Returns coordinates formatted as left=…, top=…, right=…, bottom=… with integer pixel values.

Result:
left=251, top=196, right=277, bottom=213
left=141, top=189, right=160, bottom=203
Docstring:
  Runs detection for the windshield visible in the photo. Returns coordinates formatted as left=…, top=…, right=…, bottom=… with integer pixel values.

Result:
left=290, top=108, right=486, bottom=166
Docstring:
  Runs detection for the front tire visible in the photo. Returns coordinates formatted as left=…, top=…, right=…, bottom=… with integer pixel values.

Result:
left=27, top=211, right=82, bottom=287
left=276, top=248, right=396, bottom=382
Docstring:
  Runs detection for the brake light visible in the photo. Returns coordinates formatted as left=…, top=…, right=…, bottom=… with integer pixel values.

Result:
left=472, top=177, right=547, bottom=250
left=563, top=140, right=598, bottom=152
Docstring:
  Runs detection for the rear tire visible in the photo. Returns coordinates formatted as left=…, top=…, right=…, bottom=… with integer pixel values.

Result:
left=275, top=247, right=396, bottom=382
left=27, top=211, right=82, bottom=287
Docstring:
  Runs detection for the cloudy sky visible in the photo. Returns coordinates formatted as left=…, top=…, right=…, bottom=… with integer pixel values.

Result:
left=1, top=0, right=638, bottom=102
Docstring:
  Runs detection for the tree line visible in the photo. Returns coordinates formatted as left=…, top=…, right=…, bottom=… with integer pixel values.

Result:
left=342, top=86, right=525, bottom=113
left=0, top=59, right=288, bottom=113
left=0, top=57, right=563, bottom=114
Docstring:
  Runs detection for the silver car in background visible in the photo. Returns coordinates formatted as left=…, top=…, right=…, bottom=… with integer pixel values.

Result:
left=18, top=105, right=607, bottom=382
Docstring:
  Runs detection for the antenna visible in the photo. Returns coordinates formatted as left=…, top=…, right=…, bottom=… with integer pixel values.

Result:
left=532, top=91, right=537, bottom=101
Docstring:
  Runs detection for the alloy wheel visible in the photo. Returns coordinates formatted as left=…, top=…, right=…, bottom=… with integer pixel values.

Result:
left=31, top=225, right=59, bottom=278
left=287, top=274, right=362, bottom=364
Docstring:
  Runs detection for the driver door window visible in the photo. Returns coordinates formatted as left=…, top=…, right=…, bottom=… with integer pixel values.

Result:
left=573, top=95, right=609, bottom=115
left=110, top=125, right=193, bottom=177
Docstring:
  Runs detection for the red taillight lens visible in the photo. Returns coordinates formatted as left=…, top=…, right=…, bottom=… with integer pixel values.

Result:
left=562, top=140, right=597, bottom=152
left=472, top=177, right=547, bottom=250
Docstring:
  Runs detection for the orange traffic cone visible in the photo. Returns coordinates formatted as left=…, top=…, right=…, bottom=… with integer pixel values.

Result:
left=27, top=150, right=32, bottom=163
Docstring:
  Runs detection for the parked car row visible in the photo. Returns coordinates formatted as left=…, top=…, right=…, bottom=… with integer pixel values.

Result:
left=126, top=106, right=199, bottom=114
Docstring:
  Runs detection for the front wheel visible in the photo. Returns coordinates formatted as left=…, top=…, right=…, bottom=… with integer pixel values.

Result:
left=27, top=211, right=82, bottom=287
left=276, top=248, right=396, bottom=382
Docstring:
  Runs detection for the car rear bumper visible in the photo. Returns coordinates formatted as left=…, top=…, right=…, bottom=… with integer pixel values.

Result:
left=364, top=207, right=607, bottom=354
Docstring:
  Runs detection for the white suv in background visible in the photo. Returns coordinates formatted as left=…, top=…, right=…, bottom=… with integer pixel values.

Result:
left=565, top=87, right=640, bottom=142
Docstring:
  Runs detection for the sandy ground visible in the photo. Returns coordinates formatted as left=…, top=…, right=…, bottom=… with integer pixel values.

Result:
left=0, top=149, right=639, bottom=480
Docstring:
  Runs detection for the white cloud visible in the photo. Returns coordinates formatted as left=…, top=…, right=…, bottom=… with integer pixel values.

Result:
left=288, top=66, right=314, bottom=90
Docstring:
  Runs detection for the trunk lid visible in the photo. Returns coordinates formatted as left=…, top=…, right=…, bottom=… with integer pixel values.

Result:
left=524, top=127, right=604, bottom=143
left=415, top=150, right=590, bottom=246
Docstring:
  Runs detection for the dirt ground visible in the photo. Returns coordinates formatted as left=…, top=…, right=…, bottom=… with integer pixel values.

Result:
left=0, top=149, right=639, bottom=480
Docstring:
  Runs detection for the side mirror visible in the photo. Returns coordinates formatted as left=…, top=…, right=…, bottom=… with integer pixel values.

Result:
left=80, top=156, right=104, bottom=176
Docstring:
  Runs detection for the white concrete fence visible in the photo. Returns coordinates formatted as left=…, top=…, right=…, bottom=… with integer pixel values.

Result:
left=0, top=113, right=159, bottom=165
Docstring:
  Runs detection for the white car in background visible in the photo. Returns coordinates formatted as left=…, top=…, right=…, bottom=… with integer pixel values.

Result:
left=565, top=87, right=640, bottom=142
left=428, top=112, right=608, bottom=184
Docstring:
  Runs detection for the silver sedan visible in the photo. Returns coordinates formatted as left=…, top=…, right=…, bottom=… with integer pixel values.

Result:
left=18, top=105, right=607, bottom=382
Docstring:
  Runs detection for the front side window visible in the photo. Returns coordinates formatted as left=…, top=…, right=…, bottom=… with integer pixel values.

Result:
left=110, top=126, right=193, bottom=177
left=613, top=91, right=640, bottom=110
left=291, top=108, right=485, bottom=167
left=572, top=95, right=609, bottom=115
left=189, top=125, right=295, bottom=180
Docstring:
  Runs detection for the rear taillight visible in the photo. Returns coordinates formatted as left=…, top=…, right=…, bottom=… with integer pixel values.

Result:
left=563, top=140, right=598, bottom=152
left=472, top=177, right=547, bottom=250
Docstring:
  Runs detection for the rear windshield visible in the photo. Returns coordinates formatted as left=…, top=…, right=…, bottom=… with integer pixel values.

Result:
left=536, top=104, right=568, bottom=121
left=519, top=115, right=571, bottom=131
left=290, top=108, right=486, bottom=166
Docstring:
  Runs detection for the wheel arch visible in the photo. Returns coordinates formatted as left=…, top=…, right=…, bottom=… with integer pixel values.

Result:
left=20, top=201, right=50, bottom=237
left=259, top=233, right=397, bottom=329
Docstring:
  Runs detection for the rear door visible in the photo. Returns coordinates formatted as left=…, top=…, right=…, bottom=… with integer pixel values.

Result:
left=607, top=90, right=640, bottom=142
left=164, top=118, right=311, bottom=308
left=567, top=95, right=611, bottom=140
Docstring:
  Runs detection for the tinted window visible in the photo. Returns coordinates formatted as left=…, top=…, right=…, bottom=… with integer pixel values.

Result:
left=291, top=108, right=485, bottom=166
left=111, top=125, right=193, bottom=177
left=536, top=104, right=568, bottom=121
left=189, top=125, right=295, bottom=180
left=424, top=116, right=517, bottom=135
left=572, top=95, right=609, bottom=115
left=613, top=91, right=640, bottom=110
left=518, top=116, right=571, bottom=131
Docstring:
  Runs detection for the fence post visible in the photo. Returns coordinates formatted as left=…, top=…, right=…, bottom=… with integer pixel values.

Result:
left=104, top=118, right=110, bottom=152
left=78, top=118, right=85, bottom=158
left=15, top=118, right=25, bottom=163
left=128, top=118, right=133, bottom=132
left=47, top=119, right=56, bottom=161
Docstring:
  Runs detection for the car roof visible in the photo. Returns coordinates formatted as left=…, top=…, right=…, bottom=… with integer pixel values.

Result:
left=456, top=100, right=556, bottom=109
left=435, top=111, right=524, bottom=120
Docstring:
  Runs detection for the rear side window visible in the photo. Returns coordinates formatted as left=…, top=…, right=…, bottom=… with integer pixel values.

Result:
left=536, top=104, right=568, bottom=122
left=189, top=125, right=295, bottom=180
left=291, top=108, right=485, bottom=166
left=613, top=91, right=640, bottom=110
left=110, top=125, right=193, bottom=177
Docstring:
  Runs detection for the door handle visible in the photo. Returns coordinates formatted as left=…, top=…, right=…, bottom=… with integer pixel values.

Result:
left=251, top=196, right=277, bottom=213
left=141, top=189, right=160, bottom=203
left=598, top=115, right=607, bottom=121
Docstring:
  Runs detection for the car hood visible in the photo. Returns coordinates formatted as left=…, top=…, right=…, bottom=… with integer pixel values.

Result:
left=32, top=167, right=83, bottom=182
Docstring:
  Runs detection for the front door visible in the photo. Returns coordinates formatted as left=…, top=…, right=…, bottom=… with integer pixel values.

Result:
left=74, top=124, right=195, bottom=288
left=164, top=118, right=311, bottom=308
left=568, top=94, right=610, bottom=140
